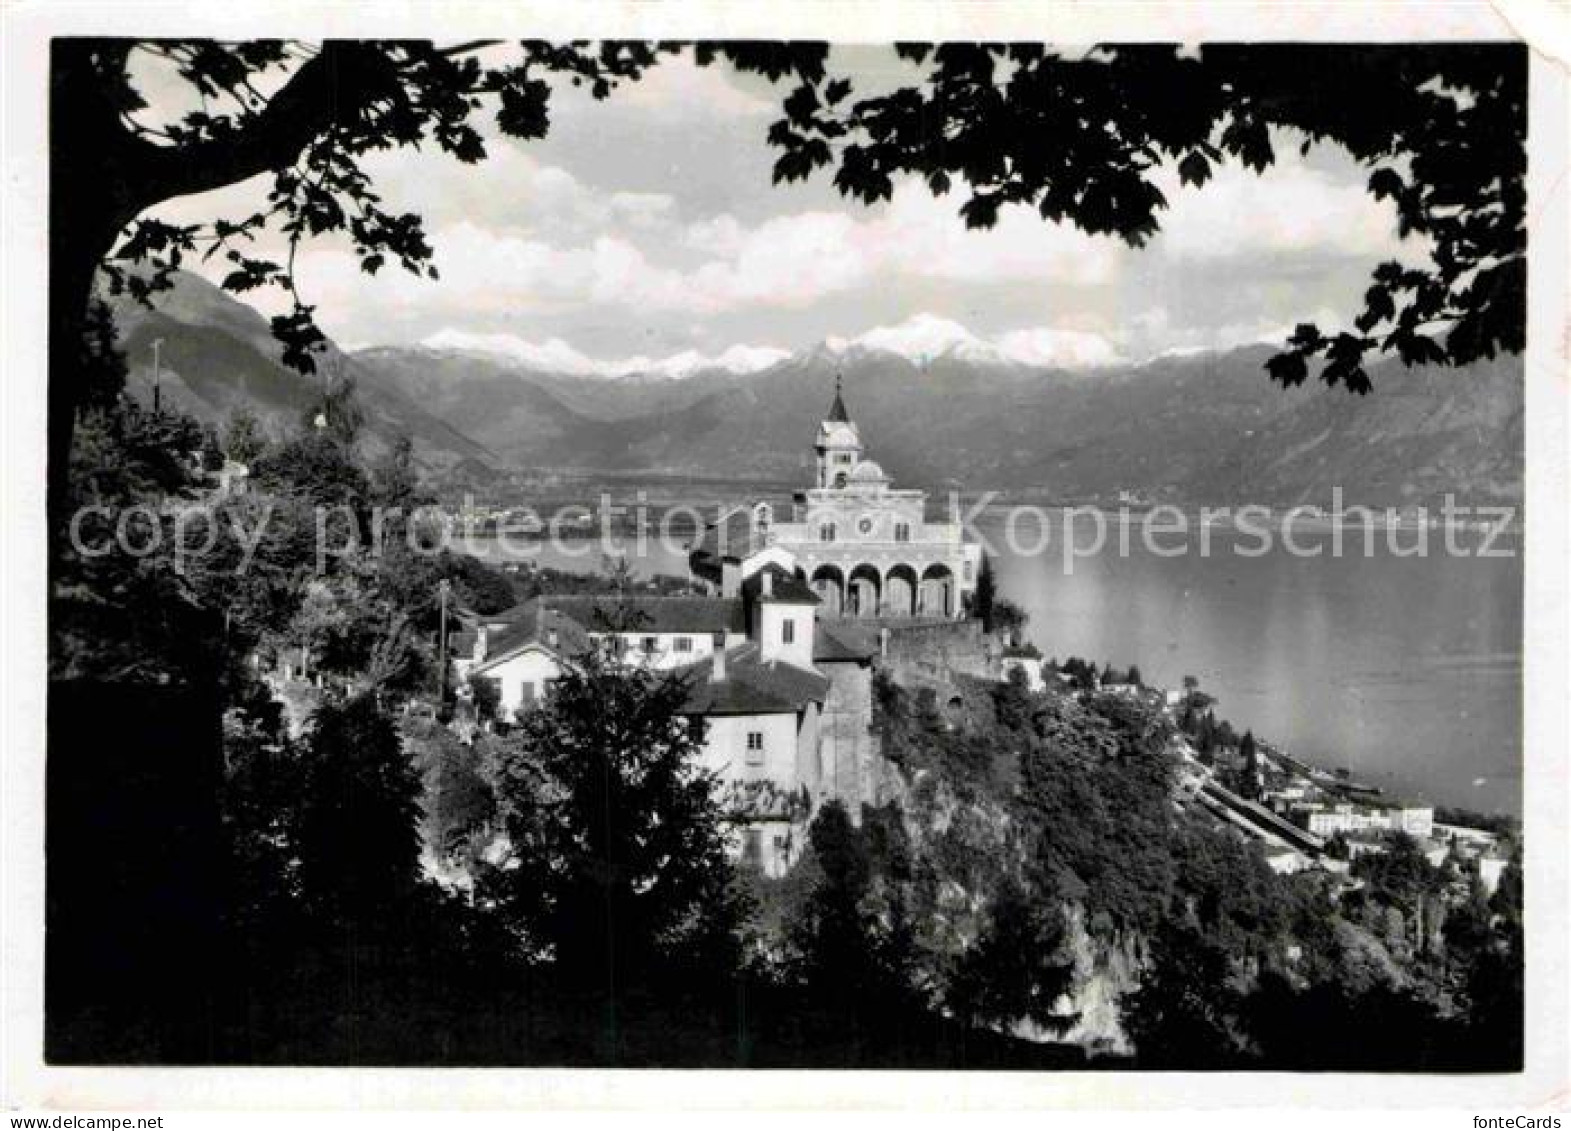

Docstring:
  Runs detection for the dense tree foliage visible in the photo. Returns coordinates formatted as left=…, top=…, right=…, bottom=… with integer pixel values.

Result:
left=408, top=718, right=497, bottom=872
left=863, top=658, right=1523, bottom=1068
left=1121, top=922, right=1251, bottom=1068
left=969, top=552, right=998, bottom=630
left=945, top=876, right=1074, bottom=1034
left=787, top=801, right=920, bottom=1019
left=479, top=645, right=746, bottom=991
left=295, top=693, right=425, bottom=923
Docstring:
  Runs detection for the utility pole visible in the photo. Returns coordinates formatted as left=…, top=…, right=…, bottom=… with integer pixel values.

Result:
left=150, top=338, right=164, bottom=415
left=437, top=578, right=451, bottom=708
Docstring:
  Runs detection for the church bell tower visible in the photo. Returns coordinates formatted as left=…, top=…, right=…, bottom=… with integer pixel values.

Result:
left=815, top=375, right=863, bottom=490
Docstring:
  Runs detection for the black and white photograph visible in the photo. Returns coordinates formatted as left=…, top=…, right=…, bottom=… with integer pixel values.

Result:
left=3, top=0, right=1568, bottom=1119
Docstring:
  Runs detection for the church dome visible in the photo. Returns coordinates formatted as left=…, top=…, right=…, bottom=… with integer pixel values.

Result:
left=849, top=460, right=888, bottom=483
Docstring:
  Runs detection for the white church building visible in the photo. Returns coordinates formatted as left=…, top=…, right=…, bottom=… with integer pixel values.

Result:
left=688, top=379, right=983, bottom=619
left=454, top=381, right=977, bottom=876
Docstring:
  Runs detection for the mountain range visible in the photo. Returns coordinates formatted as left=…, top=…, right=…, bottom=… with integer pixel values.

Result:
left=108, top=273, right=497, bottom=467
left=110, top=271, right=1523, bottom=507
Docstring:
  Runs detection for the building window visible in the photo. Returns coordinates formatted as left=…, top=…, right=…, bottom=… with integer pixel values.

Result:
left=836, top=453, right=853, bottom=464
left=963, top=561, right=975, bottom=581
left=519, top=680, right=538, bottom=704
left=819, top=522, right=836, bottom=542
left=894, top=522, right=910, bottom=542
left=746, top=730, right=765, bottom=765
left=641, top=635, right=658, bottom=653
left=673, top=636, right=693, bottom=653
left=743, top=828, right=763, bottom=867
left=833, top=473, right=847, bottom=489
left=782, top=619, right=795, bottom=645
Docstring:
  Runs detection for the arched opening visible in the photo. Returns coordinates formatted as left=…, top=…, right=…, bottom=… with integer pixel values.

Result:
left=847, top=563, right=882, bottom=619
left=884, top=563, right=918, bottom=618
left=919, top=563, right=955, bottom=618
left=810, top=564, right=845, bottom=616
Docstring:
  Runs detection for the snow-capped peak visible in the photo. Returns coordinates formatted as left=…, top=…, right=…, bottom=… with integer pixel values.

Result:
left=821, top=313, right=1121, bottom=370
left=419, top=329, right=789, bottom=379
left=421, top=329, right=608, bottom=377
left=420, top=315, right=1126, bottom=379
left=826, top=313, right=1006, bottom=366
left=626, top=344, right=791, bottom=379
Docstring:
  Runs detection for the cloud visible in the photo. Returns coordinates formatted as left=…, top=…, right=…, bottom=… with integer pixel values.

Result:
left=286, top=223, right=701, bottom=340
left=602, top=54, right=777, bottom=119
left=1154, top=152, right=1409, bottom=263
left=683, top=213, right=748, bottom=257
left=881, top=185, right=1122, bottom=286
left=684, top=211, right=870, bottom=310
left=143, top=61, right=1411, bottom=365
left=609, top=191, right=677, bottom=229
left=1125, top=304, right=1348, bottom=361
left=288, top=177, right=1123, bottom=334
left=358, top=142, right=677, bottom=241
left=672, top=182, right=1121, bottom=313
left=996, top=327, right=1123, bottom=368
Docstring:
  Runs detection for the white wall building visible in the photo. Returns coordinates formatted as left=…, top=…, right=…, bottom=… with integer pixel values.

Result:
left=452, top=381, right=981, bottom=878
left=689, top=380, right=983, bottom=620
left=458, top=565, right=878, bottom=878
left=1301, top=800, right=1434, bottom=840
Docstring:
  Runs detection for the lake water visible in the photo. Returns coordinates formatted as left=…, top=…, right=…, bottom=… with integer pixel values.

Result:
left=466, top=508, right=1523, bottom=816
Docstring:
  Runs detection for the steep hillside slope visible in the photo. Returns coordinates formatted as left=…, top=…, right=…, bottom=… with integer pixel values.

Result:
left=106, top=273, right=496, bottom=470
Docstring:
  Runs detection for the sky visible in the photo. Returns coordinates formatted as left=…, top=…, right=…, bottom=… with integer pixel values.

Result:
left=144, top=44, right=1424, bottom=370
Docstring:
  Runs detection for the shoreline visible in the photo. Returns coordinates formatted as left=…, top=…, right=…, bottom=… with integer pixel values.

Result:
left=439, top=500, right=1525, bottom=538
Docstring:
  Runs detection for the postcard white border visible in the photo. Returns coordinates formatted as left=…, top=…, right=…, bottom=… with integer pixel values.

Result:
left=2, top=0, right=1566, bottom=1114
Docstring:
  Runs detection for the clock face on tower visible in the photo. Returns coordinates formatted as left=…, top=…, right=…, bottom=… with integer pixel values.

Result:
left=857, top=517, right=875, bottom=537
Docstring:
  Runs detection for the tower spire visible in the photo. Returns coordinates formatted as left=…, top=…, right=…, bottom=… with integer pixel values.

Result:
left=827, top=372, right=850, bottom=423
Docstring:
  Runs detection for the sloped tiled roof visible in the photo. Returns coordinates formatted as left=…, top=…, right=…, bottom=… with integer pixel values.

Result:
left=543, top=593, right=745, bottom=635
left=474, top=599, right=594, bottom=671
left=476, top=595, right=745, bottom=672
left=741, top=563, right=819, bottom=606
left=826, top=378, right=851, bottom=423
left=677, top=643, right=830, bottom=716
